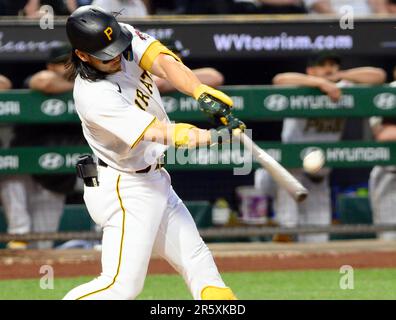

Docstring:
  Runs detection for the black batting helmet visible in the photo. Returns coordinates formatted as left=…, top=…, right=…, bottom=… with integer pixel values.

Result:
left=66, top=5, right=132, bottom=61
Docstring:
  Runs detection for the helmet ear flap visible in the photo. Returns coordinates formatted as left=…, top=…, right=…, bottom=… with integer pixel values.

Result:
left=122, top=44, right=133, bottom=62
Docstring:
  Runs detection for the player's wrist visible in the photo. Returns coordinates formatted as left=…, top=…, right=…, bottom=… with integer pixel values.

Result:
left=171, top=123, right=211, bottom=148
left=193, top=84, right=233, bottom=107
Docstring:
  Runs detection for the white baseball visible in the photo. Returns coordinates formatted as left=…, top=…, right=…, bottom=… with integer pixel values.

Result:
left=303, top=150, right=325, bottom=174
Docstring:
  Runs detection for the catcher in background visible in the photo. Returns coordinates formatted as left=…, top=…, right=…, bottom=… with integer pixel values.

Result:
left=369, top=72, right=396, bottom=240
left=255, top=52, right=386, bottom=243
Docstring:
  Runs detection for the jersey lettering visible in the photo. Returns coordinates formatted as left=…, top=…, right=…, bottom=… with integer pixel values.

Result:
left=134, top=71, right=154, bottom=109
left=303, top=118, right=344, bottom=133
left=140, top=71, right=153, bottom=94
left=134, top=98, right=145, bottom=111
left=136, top=89, right=150, bottom=108
left=141, top=80, right=153, bottom=95
left=141, top=70, right=152, bottom=81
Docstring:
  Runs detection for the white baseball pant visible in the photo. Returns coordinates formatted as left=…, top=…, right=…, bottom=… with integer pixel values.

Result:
left=63, top=166, right=227, bottom=300
left=369, top=166, right=396, bottom=240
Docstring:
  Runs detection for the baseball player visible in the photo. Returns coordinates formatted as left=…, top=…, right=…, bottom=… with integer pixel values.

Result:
left=63, top=6, right=244, bottom=300
left=255, top=52, right=386, bottom=242
left=369, top=78, right=396, bottom=240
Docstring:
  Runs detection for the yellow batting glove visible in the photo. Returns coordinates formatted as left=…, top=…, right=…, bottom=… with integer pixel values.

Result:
left=193, top=84, right=233, bottom=108
left=171, top=123, right=197, bottom=148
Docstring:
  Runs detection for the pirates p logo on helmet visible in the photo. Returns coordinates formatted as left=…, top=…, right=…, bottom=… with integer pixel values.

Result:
left=104, top=27, right=113, bottom=41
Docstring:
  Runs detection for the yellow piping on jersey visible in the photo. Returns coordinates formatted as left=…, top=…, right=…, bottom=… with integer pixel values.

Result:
left=76, top=175, right=126, bottom=300
left=130, top=116, right=157, bottom=149
left=139, top=40, right=181, bottom=72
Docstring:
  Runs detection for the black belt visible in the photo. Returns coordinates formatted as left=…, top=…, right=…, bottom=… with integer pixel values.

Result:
left=98, top=159, right=162, bottom=173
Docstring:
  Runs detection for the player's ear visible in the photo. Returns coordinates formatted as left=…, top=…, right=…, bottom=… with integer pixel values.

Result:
left=75, top=49, right=89, bottom=62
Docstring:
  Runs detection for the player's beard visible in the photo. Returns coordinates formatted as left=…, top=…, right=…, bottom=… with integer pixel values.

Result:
left=108, top=64, right=121, bottom=73
left=105, top=58, right=122, bottom=74
left=89, top=55, right=122, bottom=74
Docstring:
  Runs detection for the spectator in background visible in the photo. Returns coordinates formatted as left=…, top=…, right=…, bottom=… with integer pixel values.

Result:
left=174, top=0, right=232, bottom=14
left=0, top=0, right=70, bottom=17
left=387, top=0, right=396, bottom=13
left=23, top=0, right=70, bottom=17
left=369, top=68, right=396, bottom=240
left=255, top=52, right=386, bottom=243
left=259, top=0, right=307, bottom=13
left=0, top=43, right=85, bottom=250
left=303, top=0, right=388, bottom=15
left=171, top=0, right=306, bottom=15
left=233, top=0, right=306, bottom=14
left=0, top=0, right=35, bottom=16
left=91, top=0, right=150, bottom=16
left=153, top=38, right=224, bottom=93
left=66, top=0, right=93, bottom=13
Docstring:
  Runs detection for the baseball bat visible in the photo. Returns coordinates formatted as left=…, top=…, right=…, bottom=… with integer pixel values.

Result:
left=233, top=129, right=308, bottom=202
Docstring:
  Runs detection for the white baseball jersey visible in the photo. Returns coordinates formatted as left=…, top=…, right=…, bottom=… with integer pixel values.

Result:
left=73, top=24, right=177, bottom=172
left=281, top=80, right=352, bottom=143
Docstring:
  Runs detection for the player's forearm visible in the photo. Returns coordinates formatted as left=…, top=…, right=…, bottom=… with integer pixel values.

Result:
left=338, top=67, right=386, bottom=84
left=66, top=0, right=78, bottom=13
left=192, top=68, right=224, bottom=88
left=39, top=79, right=74, bottom=94
left=151, top=54, right=201, bottom=97
left=143, top=119, right=211, bottom=147
left=273, top=73, right=324, bottom=88
left=29, top=72, right=74, bottom=94
left=154, top=68, right=224, bottom=94
left=310, top=0, right=335, bottom=13
left=23, top=0, right=40, bottom=17
left=0, top=75, right=12, bottom=90
left=374, top=125, right=396, bottom=141
left=153, top=76, right=176, bottom=94
left=369, top=0, right=388, bottom=13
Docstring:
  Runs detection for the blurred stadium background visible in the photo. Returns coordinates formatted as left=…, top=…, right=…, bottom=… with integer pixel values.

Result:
left=1, top=0, right=396, bottom=299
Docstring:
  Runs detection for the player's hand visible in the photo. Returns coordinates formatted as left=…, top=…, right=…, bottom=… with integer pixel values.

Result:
left=170, top=123, right=212, bottom=149
left=193, top=84, right=233, bottom=108
left=194, top=84, right=233, bottom=118
left=318, top=80, right=342, bottom=102
left=210, top=114, right=246, bottom=145
left=197, top=92, right=232, bottom=119
left=220, top=114, right=246, bottom=133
